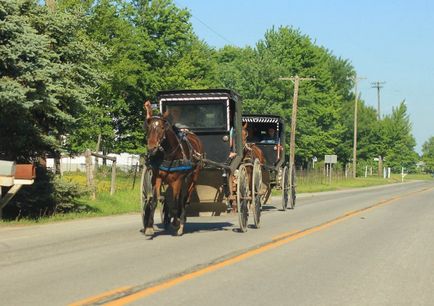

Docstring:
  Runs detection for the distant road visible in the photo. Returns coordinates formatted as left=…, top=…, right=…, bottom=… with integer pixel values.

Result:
left=1, top=181, right=433, bottom=306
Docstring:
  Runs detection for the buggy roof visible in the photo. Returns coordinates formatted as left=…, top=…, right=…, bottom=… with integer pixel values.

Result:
left=157, top=89, right=241, bottom=103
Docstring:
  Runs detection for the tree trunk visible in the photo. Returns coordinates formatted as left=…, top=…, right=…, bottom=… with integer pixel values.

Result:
left=54, top=151, right=61, bottom=176
left=45, top=0, right=56, bottom=11
left=378, top=156, right=383, bottom=177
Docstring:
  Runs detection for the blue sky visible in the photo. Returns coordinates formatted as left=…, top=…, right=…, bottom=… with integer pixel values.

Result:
left=175, top=0, right=434, bottom=153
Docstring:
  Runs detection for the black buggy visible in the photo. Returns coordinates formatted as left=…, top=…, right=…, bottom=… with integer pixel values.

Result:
left=141, top=89, right=263, bottom=232
left=242, top=114, right=296, bottom=210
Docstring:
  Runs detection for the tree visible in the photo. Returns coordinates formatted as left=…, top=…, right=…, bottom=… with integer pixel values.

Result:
left=0, top=0, right=106, bottom=161
left=0, top=0, right=106, bottom=219
left=381, top=101, right=418, bottom=171
left=422, top=136, right=434, bottom=173
left=62, top=0, right=216, bottom=154
left=215, top=26, right=354, bottom=167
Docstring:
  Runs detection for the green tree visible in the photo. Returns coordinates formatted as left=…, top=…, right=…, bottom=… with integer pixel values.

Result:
left=0, top=0, right=105, bottom=161
left=0, top=0, right=106, bottom=218
left=422, top=136, right=434, bottom=172
left=63, top=0, right=216, bottom=154
left=338, top=99, right=385, bottom=170
left=381, top=101, right=418, bottom=171
left=215, top=26, right=354, bottom=166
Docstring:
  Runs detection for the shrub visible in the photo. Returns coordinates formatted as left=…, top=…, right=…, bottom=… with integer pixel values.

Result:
left=3, top=167, right=91, bottom=220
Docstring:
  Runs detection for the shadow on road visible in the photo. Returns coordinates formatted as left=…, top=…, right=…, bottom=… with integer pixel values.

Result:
left=141, top=221, right=234, bottom=239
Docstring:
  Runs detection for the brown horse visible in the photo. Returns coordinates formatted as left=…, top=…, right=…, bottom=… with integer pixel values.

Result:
left=241, top=123, right=266, bottom=165
left=144, top=102, right=203, bottom=236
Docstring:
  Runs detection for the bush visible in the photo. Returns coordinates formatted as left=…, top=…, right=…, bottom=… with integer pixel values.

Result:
left=3, top=167, right=90, bottom=220
left=52, top=176, right=89, bottom=214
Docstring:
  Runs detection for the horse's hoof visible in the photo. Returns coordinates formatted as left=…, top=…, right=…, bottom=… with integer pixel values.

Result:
left=176, top=225, right=184, bottom=236
left=144, top=227, right=154, bottom=236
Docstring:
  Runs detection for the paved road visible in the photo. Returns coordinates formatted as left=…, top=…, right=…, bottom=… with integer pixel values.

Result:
left=1, top=181, right=433, bottom=306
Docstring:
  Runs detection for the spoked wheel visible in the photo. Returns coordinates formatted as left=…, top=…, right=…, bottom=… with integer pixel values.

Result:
left=289, top=165, right=296, bottom=209
left=237, top=164, right=249, bottom=232
left=140, top=165, right=153, bottom=228
left=251, top=159, right=262, bottom=228
left=281, top=165, right=289, bottom=211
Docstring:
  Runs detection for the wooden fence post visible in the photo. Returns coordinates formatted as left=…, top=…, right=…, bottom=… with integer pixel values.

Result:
left=89, top=152, right=116, bottom=196
left=85, top=149, right=96, bottom=200
left=110, top=160, right=116, bottom=196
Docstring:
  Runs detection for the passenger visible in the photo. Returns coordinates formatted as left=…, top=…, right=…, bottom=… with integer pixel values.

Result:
left=246, top=126, right=261, bottom=143
left=167, top=106, right=186, bottom=128
left=260, top=127, right=278, bottom=144
left=228, top=126, right=237, bottom=159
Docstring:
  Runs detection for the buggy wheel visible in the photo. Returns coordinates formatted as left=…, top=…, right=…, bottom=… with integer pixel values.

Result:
left=289, top=165, right=296, bottom=209
left=140, top=166, right=153, bottom=228
left=251, top=159, right=262, bottom=228
left=281, top=165, right=289, bottom=211
left=237, top=164, right=249, bottom=232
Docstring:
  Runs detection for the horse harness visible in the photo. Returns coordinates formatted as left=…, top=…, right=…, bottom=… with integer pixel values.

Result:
left=147, top=117, right=201, bottom=172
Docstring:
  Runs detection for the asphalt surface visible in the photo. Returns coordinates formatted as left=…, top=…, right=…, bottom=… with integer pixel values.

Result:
left=1, top=180, right=433, bottom=306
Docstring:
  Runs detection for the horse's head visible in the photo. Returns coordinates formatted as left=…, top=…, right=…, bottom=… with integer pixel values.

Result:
left=146, top=116, right=168, bottom=155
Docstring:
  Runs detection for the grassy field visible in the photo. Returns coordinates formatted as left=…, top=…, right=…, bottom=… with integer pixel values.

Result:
left=1, top=171, right=432, bottom=225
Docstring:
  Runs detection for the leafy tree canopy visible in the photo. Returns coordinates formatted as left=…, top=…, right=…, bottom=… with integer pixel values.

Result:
left=421, top=136, right=434, bottom=172
left=0, top=0, right=106, bottom=161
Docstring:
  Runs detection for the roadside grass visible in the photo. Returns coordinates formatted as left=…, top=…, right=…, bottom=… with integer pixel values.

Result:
left=297, top=176, right=400, bottom=193
left=2, top=171, right=433, bottom=226
left=399, top=173, right=434, bottom=181
left=64, top=171, right=142, bottom=216
left=0, top=171, right=142, bottom=226
left=272, top=172, right=433, bottom=196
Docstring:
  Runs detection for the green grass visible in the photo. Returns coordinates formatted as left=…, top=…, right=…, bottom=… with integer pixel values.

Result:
left=0, top=171, right=142, bottom=226
left=398, top=173, right=434, bottom=181
left=64, top=171, right=142, bottom=215
left=296, top=176, right=400, bottom=193
left=270, top=172, right=434, bottom=196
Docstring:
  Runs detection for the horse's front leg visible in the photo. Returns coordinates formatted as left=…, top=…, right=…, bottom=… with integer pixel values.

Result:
left=144, top=177, right=161, bottom=236
left=171, top=178, right=185, bottom=236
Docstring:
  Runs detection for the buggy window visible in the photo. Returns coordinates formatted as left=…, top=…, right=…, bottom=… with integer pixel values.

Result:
left=243, top=121, right=282, bottom=144
left=162, top=100, right=228, bottom=131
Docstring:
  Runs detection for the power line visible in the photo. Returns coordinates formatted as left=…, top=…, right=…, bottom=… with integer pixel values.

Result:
left=174, top=1, right=235, bottom=46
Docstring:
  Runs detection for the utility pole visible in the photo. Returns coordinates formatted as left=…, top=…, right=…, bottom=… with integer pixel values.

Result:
left=348, top=75, right=366, bottom=178
left=371, top=81, right=385, bottom=120
left=279, top=75, right=315, bottom=179
left=371, top=81, right=385, bottom=176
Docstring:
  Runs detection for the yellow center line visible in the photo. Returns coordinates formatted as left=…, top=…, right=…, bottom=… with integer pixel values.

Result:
left=70, top=186, right=434, bottom=306
left=69, top=287, right=133, bottom=306
left=272, top=230, right=299, bottom=241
